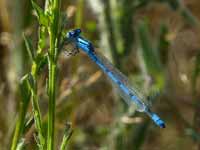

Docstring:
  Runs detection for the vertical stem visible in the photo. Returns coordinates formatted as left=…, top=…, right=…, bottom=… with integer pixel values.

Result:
left=192, top=54, right=200, bottom=149
left=11, top=74, right=31, bottom=150
left=11, top=101, right=27, bottom=150
left=75, top=0, right=84, bottom=28
left=31, top=75, right=45, bottom=150
left=47, top=0, right=60, bottom=149
left=29, top=25, right=47, bottom=150
left=47, top=60, right=57, bottom=150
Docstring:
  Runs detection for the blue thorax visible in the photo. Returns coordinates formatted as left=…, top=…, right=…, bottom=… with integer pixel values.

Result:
left=67, top=29, right=94, bottom=53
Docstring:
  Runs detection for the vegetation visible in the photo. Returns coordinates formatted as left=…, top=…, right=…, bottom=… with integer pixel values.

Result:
left=0, top=0, right=199, bottom=149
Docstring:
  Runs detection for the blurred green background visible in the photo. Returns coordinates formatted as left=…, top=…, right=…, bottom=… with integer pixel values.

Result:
left=1, top=0, right=200, bottom=149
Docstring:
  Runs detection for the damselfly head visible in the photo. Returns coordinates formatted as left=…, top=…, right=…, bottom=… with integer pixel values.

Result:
left=61, top=29, right=81, bottom=56
left=67, top=29, right=81, bottom=39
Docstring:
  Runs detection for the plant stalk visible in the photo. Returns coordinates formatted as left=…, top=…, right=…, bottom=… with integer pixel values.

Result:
left=47, top=60, right=57, bottom=150
left=11, top=100, right=28, bottom=150
left=47, top=0, right=60, bottom=149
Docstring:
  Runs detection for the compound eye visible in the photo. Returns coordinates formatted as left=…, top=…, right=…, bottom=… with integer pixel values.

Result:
left=70, top=32, right=74, bottom=36
left=76, top=29, right=81, bottom=34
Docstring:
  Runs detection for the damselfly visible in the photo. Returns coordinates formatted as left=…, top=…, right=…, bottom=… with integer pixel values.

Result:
left=65, top=29, right=165, bottom=128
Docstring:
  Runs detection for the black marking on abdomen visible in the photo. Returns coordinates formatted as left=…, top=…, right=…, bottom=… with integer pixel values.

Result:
left=129, top=93, right=133, bottom=97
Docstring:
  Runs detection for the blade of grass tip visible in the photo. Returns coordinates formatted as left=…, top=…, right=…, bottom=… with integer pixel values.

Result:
left=11, top=74, right=31, bottom=150
left=31, top=0, right=49, bottom=27
left=60, top=123, right=73, bottom=150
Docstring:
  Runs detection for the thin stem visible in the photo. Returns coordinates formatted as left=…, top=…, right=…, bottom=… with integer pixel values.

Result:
left=192, top=53, right=200, bottom=148
left=60, top=125, right=73, bottom=150
left=29, top=25, right=47, bottom=150
left=75, top=0, right=84, bottom=28
left=11, top=103, right=26, bottom=150
left=30, top=79, right=45, bottom=150
left=11, top=75, right=31, bottom=150
left=47, top=0, right=61, bottom=149
left=47, top=60, right=57, bottom=150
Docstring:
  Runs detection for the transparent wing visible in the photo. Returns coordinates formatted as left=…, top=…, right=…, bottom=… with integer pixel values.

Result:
left=62, top=39, right=79, bottom=56
left=94, top=50, right=149, bottom=112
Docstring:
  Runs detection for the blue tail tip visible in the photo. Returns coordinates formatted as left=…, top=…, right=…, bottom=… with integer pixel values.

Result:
left=151, top=113, right=166, bottom=128
left=159, top=122, right=166, bottom=128
left=157, top=120, right=166, bottom=128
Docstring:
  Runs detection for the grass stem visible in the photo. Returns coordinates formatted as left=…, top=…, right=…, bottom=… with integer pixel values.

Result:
left=47, top=0, right=61, bottom=149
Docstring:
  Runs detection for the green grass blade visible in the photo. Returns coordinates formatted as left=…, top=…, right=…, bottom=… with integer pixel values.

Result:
left=60, top=123, right=73, bottom=150
left=11, top=74, right=32, bottom=150
left=23, top=33, right=35, bottom=62
left=31, top=0, right=49, bottom=26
